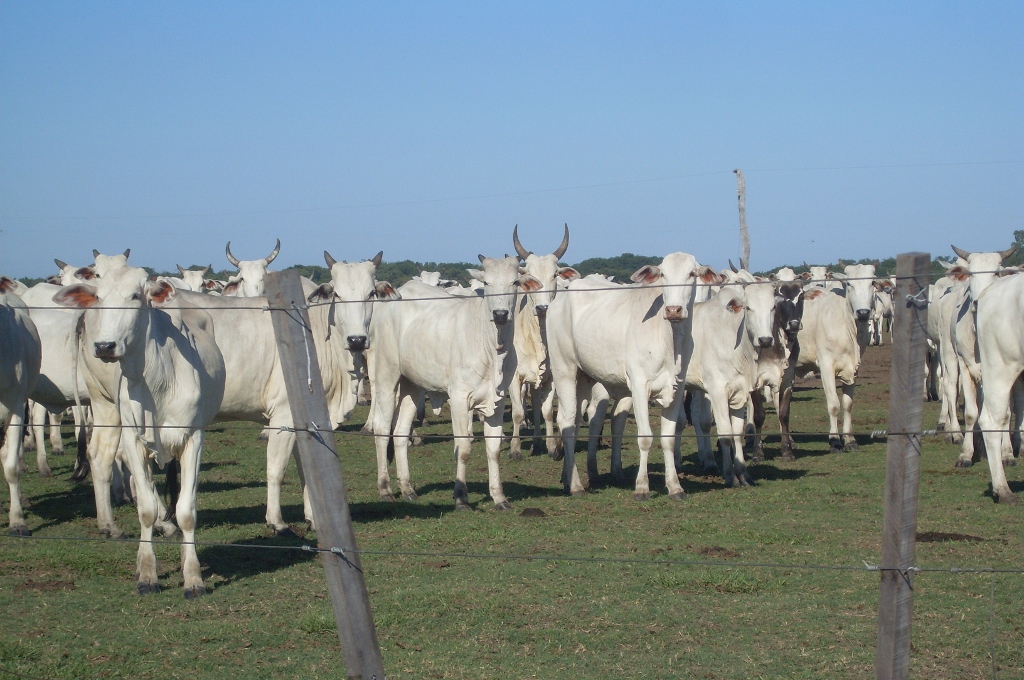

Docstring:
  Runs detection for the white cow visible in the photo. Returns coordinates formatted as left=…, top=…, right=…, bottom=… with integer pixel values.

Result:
left=975, top=271, right=1024, bottom=503
left=368, top=255, right=539, bottom=509
left=55, top=267, right=225, bottom=596
left=49, top=259, right=95, bottom=286
left=162, top=265, right=224, bottom=294
left=508, top=225, right=577, bottom=459
left=927, top=272, right=961, bottom=438
left=223, top=239, right=280, bottom=296
left=833, top=262, right=878, bottom=351
left=91, top=248, right=131, bottom=277
left=548, top=254, right=720, bottom=499
left=868, top=280, right=895, bottom=346
left=0, top=278, right=42, bottom=535
left=793, top=285, right=861, bottom=453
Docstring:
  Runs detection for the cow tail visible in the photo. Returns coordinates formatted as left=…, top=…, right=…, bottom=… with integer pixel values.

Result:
left=70, top=312, right=91, bottom=483
left=164, top=459, right=181, bottom=520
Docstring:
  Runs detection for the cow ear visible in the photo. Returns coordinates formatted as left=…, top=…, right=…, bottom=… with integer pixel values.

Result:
left=147, top=280, right=177, bottom=305
left=307, top=283, right=335, bottom=303
left=222, top=280, right=240, bottom=295
left=46, top=275, right=62, bottom=285
left=466, top=268, right=485, bottom=282
left=831, top=272, right=848, bottom=281
left=74, top=266, right=96, bottom=280
left=518, top=274, right=543, bottom=292
left=53, top=284, right=98, bottom=308
left=557, top=267, right=580, bottom=281
left=203, top=279, right=219, bottom=290
left=872, top=280, right=886, bottom=290
left=0, top=276, right=17, bottom=293
left=800, top=272, right=811, bottom=280
left=946, top=266, right=969, bottom=282
left=630, top=265, right=661, bottom=285
left=726, top=297, right=744, bottom=314
left=697, top=266, right=724, bottom=285
left=804, top=288, right=824, bottom=300
left=374, top=281, right=401, bottom=300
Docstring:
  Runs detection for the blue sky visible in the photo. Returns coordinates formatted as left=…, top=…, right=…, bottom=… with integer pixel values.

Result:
left=1, top=1, right=1021, bottom=277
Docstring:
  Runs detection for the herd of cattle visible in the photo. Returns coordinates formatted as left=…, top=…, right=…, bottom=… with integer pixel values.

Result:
left=0, top=228, right=1021, bottom=597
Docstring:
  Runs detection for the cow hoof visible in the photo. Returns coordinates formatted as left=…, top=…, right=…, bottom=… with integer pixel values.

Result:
left=844, top=441, right=859, bottom=452
left=668, top=491, right=687, bottom=502
left=403, top=492, right=419, bottom=502
left=411, top=436, right=424, bottom=447
left=829, top=445, right=844, bottom=455
left=257, top=431, right=270, bottom=441
left=52, top=448, right=65, bottom=456
left=530, top=443, right=548, bottom=457
left=740, top=472, right=755, bottom=487
left=184, top=585, right=207, bottom=600
left=159, top=523, right=181, bottom=539
left=935, top=423, right=946, bottom=432
left=1004, top=458, right=1018, bottom=467
left=780, top=452, right=796, bottom=462
left=508, top=450, right=523, bottom=462
left=136, top=582, right=160, bottom=596
left=997, top=491, right=1018, bottom=505
left=454, top=502, right=472, bottom=512
left=954, top=459, right=973, bottom=469
left=101, top=526, right=125, bottom=540
left=275, top=526, right=298, bottom=538
left=7, top=525, right=31, bottom=537
left=493, top=501, right=512, bottom=511
left=380, top=494, right=396, bottom=502
left=750, top=451, right=764, bottom=463
left=568, top=489, right=585, bottom=498
left=632, top=491, right=650, bottom=502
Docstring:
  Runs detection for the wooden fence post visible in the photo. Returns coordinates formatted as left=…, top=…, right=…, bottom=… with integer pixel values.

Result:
left=876, top=252, right=930, bottom=680
left=265, top=270, right=386, bottom=680
left=734, top=168, right=750, bottom=271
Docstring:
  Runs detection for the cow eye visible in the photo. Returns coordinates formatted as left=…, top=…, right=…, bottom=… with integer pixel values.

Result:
left=131, top=293, right=141, bottom=301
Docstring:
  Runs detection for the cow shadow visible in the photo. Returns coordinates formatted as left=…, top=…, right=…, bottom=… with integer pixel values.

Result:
left=411, top=479, right=565, bottom=506
left=198, top=534, right=317, bottom=589
left=198, top=480, right=266, bottom=494
left=983, top=479, right=1024, bottom=502
left=25, top=484, right=98, bottom=531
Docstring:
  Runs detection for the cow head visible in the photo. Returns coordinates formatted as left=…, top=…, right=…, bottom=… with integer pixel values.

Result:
left=53, top=259, right=95, bottom=286
left=832, top=263, right=876, bottom=322
left=512, top=224, right=578, bottom=317
left=223, top=239, right=280, bottom=296
left=53, top=266, right=174, bottom=363
left=176, top=264, right=213, bottom=293
left=630, top=252, right=718, bottom=323
left=735, top=273, right=777, bottom=349
left=90, top=249, right=131, bottom=278
left=468, top=255, right=536, bottom=326
left=950, top=244, right=1018, bottom=306
left=308, top=250, right=398, bottom=351
left=775, top=281, right=805, bottom=341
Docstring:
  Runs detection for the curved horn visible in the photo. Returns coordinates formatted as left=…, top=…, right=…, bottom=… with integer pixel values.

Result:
left=225, top=242, right=240, bottom=267
left=999, top=244, right=1018, bottom=261
left=836, top=258, right=846, bottom=268
left=512, top=225, right=530, bottom=261
left=478, top=254, right=487, bottom=264
left=951, top=244, right=971, bottom=261
left=92, top=249, right=100, bottom=258
left=177, top=265, right=187, bottom=276
left=265, top=239, right=281, bottom=264
left=728, top=259, right=739, bottom=273
left=123, top=248, right=130, bottom=259
left=552, top=223, right=570, bottom=260
left=203, top=264, right=212, bottom=275
left=371, top=250, right=383, bottom=267
left=54, top=258, right=68, bottom=270
left=324, top=251, right=337, bottom=268
left=802, top=261, right=809, bottom=269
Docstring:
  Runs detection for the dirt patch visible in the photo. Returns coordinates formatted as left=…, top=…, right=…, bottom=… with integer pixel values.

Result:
left=694, top=546, right=740, bottom=559
left=519, top=507, right=547, bottom=518
left=424, top=560, right=451, bottom=569
left=916, top=531, right=984, bottom=543
left=15, top=579, right=75, bottom=592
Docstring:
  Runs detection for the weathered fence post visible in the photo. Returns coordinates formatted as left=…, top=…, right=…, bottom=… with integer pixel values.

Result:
left=876, top=252, right=930, bottom=680
left=734, top=168, right=750, bottom=271
left=265, top=270, right=386, bottom=680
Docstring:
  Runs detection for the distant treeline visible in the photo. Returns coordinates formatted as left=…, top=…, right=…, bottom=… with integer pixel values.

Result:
left=18, top=231, right=1022, bottom=288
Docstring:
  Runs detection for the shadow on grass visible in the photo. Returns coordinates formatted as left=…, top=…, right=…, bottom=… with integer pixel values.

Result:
left=198, top=480, right=266, bottom=494
left=198, top=534, right=317, bottom=589
left=982, top=479, right=1024, bottom=503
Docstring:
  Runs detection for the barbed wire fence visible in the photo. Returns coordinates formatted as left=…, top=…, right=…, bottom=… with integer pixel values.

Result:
left=5, top=262, right=1024, bottom=679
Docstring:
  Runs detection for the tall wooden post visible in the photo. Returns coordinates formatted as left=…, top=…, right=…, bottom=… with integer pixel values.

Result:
left=265, top=270, right=386, bottom=680
left=876, top=252, right=930, bottom=680
left=734, top=169, right=750, bottom=270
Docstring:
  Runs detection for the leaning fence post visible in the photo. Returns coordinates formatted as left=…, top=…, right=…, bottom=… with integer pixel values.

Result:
left=875, top=252, right=930, bottom=680
left=265, top=269, right=386, bottom=680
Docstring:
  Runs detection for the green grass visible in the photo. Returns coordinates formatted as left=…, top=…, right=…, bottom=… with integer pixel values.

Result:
left=2, top=345, right=1023, bottom=679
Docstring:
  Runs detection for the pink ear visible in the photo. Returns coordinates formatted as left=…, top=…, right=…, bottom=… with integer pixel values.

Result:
left=727, top=299, right=743, bottom=314
left=630, top=265, right=661, bottom=285
left=557, top=267, right=580, bottom=281
left=804, top=289, right=824, bottom=300
left=519, top=275, right=543, bottom=292
left=947, top=266, right=969, bottom=282
left=0, top=277, right=17, bottom=293
left=53, top=284, right=99, bottom=308
left=697, top=266, right=724, bottom=284
left=223, top=281, right=239, bottom=295
left=148, top=280, right=176, bottom=304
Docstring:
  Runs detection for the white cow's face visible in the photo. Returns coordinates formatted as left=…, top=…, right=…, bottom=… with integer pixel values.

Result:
left=308, top=252, right=398, bottom=352
left=740, top=277, right=777, bottom=348
left=53, top=266, right=175, bottom=362
left=948, top=249, right=1015, bottom=305
left=837, top=264, right=877, bottom=322
left=467, top=255, right=539, bottom=326
left=177, top=265, right=212, bottom=293
left=630, top=252, right=719, bottom=322
left=519, top=253, right=579, bottom=316
left=775, top=267, right=797, bottom=282
left=92, top=249, right=131, bottom=278
left=417, top=271, right=442, bottom=287
left=224, top=240, right=280, bottom=297
left=808, top=266, right=831, bottom=287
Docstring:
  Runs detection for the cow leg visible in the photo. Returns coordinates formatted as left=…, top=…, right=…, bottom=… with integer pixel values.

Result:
left=449, top=395, right=474, bottom=509
left=778, top=362, right=797, bottom=460
left=941, top=349, right=964, bottom=444
left=370, top=372, right=399, bottom=501
left=88, top=402, right=124, bottom=538
left=629, top=380, right=655, bottom=501
left=48, top=410, right=64, bottom=456
left=540, top=382, right=557, bottom=458
left=29, top=401, right=52, bottom=478
left=818, top=361, right=844, bottom=453
left=119, top=434, right=161, bottom=594
left=748, top=390, right=766, bottom=463
left=586, top=390, right=609, bottom=487
left=508, top=373, right=525, bottom=461
left=955, top=366, right=980, bottom=467
left=660, top=392, right=685, bottom=499
left=262, top=426, right=296, bottom=534
left=3, top=410, right=30, bottom=535
left=553, top=372, right=584, bottom=496
left=392, top=385, right=421, bottom=501
left=177, top=431, right=206, bottom=598
left=692, top=391, right=717, bottom=473
left=841, top=383, right=857, bottom=451
left=291, top=453, right=315, bottom=529
left=730, top=408, right=753, bottom=486
left=977, top=373, right=1019, bottom=503
left=483, top=400, right=511, bottom=510
left=1011, top=378, right=1024, bottom=459
left=610, top=397, right=631, bottom=484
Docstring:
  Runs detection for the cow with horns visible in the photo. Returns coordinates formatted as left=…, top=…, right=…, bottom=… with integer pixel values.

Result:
left=223, top=239, right=280, bottom=296
left=508, top=224, right=578, bottom=459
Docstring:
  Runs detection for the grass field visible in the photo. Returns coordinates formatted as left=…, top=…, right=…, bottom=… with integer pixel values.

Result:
left=2, top=343, right=1023, bottom=679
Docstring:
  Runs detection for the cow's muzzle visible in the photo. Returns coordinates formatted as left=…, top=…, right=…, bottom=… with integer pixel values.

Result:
left=787, top=320, right=803, bottom=333
left=492, top=310, right=510, bottom=325
left=855, top=308, right=870, bottom=321
left=346, top=335, right=367, bottom=351
left=758, top=336, right=774, bottom=348
left=94, top=341, right=118, bottom=362
left=534, top=304, right=548, bottom=317
left=664, top=306, right=685, bottom=322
